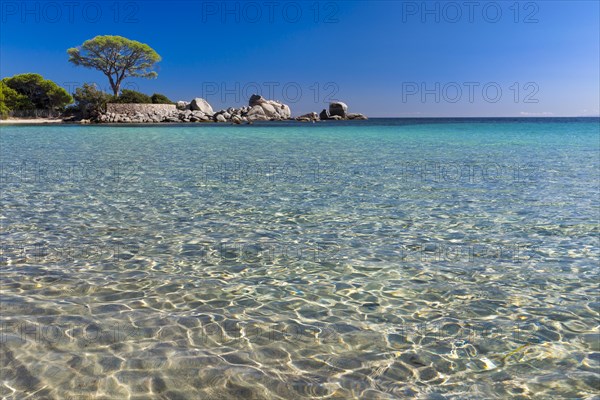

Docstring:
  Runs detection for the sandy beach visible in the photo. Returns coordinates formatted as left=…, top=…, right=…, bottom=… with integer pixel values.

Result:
left=0, top=118, right=65, bottom=124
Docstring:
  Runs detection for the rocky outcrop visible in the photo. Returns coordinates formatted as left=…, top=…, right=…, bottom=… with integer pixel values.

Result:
left=319, top=109, right=331, bottom=121
left=347, top=113, right=368, bottom=120
left=190, top=98, right=214, bottom=115
left=97, top=95, right=291, bottom=124
left=295, top=112, right=319, bottom=122
left=248, top=94, right=291, bottom=120
left=329, top=101, right=348, bottom=118
left=316, top=102, right=367, bottom=121
left=247, top=105, right=268, bottom=121
left=176, top=101, right=190, bottom=110
left=248, top=94, right=263, bottom=107
left=96, top=96, right=366, bottom=124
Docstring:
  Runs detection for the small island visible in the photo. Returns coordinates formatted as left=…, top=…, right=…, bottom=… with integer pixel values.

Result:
left=1, top=35, right=367, bottom=125
left=93, top=96, right=367, bottom=124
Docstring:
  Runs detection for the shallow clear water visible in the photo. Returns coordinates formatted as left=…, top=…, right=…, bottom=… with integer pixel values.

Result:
left=1, top=118, right=599, bottom=399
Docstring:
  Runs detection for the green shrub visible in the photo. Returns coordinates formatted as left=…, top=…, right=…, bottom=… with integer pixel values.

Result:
left=71, top=83, right=112, bottom=119
left=0, top=85, right=9, bottom=119
left=0, top=104, right=8, bottom=119
left=2, top=73, right=72, bottom=111
left=109, top=89, right=152, bottom=104
left=0, top=82, right=34, bottom=118
left=151, top=93, right=173, bottom=104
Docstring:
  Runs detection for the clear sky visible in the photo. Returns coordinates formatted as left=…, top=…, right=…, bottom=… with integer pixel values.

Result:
left=1, top=0, right=599, bottom=117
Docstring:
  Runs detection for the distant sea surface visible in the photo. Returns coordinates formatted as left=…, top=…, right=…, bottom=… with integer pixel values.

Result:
left=1, top=118, right=598, bottom=399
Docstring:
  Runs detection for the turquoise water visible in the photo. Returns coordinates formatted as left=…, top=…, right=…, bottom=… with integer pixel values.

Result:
left=1, top=118, right=599, bottom=399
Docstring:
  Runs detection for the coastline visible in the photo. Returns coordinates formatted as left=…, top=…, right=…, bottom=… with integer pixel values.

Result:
left=1, top=116, right=597, bottom=126
left=0, top=118, right=65, bottom=124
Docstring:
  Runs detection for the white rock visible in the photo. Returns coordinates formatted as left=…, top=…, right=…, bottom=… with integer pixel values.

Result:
left=247, top=105, right=266, bottom=117
left=247, top=94, right=291, bottom=120
left=295, top=112, right=319, bottom=121
left=248, top=114, right=269, bottom=121
left=260, top=102, right=277, bottom=118
left=190, top=98, right=214, bottom=115
left=347, top=113, right=368, bottom=120
left=176, top=101, right=190, bottom=110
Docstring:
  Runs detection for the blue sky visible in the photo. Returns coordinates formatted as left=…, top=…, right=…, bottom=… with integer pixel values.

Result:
left=1, top=0, right=599, bottom=117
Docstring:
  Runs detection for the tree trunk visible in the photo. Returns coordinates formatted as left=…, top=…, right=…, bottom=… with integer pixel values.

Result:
left=107, top=75, right=119, bottom=97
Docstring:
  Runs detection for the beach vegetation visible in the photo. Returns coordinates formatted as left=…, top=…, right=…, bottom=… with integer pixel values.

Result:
left=1, top=74, right=73, bottom=112
left=0, top=85, right=9, bottom=119
left=151, top=93, right=174, bottom=104
left=70, top=83, right=112, bottom=119
left=67, top=35, right=161, bottom=97
left=1, top=82, right=29, bottom=118
left=108, top=89, right=152, bottom=104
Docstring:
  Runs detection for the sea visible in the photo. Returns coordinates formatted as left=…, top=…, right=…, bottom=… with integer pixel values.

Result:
left=1, top=118, right=599, bottom=399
